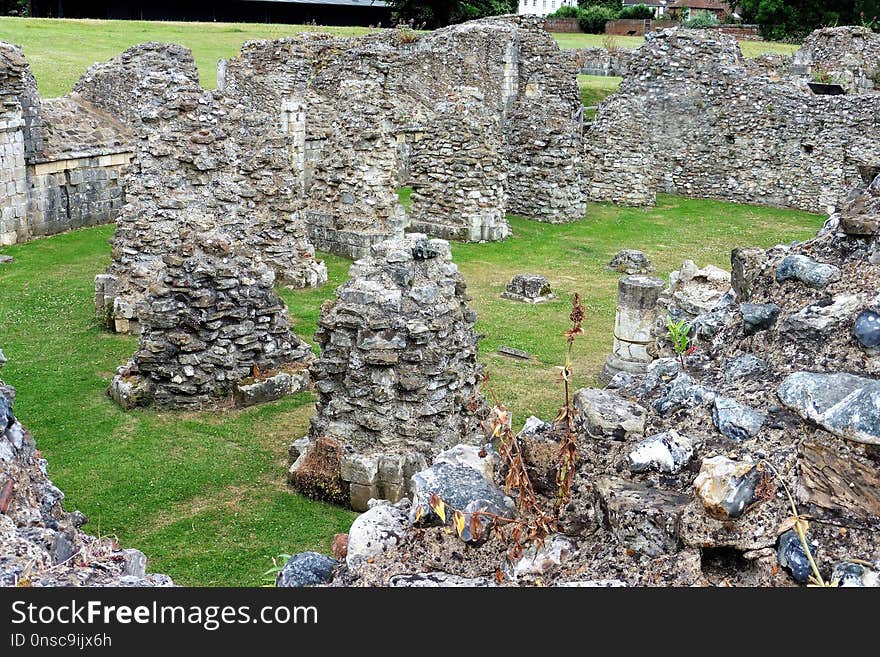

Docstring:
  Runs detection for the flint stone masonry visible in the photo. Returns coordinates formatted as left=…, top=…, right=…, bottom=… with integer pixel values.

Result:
left=585, top=28, right=880, bottom=213
left=289, top=235, right=488, bottom=511
left=0, top=42, right=133, bottom=246
left=76, top=42, right=327, bottom=334
left=217, top=15, right=584, bottom=258
left=109, top=230, right=312, bottom=410
left=501, top=273, right=554, bottom=304
left=793, top=26, right=880, bottom=94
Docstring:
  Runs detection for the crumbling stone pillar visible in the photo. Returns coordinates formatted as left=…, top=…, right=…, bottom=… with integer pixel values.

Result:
left=289, top=234, right=489, bottom=510
left=109, top=229, right=313, bottom=410
left=601, top=275, right=666, bottom=383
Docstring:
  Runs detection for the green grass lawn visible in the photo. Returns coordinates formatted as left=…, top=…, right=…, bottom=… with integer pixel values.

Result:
left=578, top=74, right=621, bottom=114
left=552, top=31, right=799, bottom=58
left=0, top=196, right=822, bottom=585
left=0, top=18, right=799, bottom=98
left=0, top=17, right=375, bottom=97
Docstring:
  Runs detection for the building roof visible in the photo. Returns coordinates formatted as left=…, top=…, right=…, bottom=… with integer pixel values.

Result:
left=667, top=0, right=728, bottom=9
left=242, top=0, right=389, bottom=6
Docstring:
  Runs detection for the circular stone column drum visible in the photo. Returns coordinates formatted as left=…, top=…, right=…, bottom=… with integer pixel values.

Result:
left=601, top=275, right=666, bottom=383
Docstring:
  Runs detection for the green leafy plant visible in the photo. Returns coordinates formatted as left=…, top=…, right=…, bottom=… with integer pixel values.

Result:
left=262, top=554, right=292, bottom=585
left=683, top=9, right=720, bottom=28
left=666, top=315, right=692, bottom=368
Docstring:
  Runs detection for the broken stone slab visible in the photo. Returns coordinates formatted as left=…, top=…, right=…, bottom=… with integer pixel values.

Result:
left=498, top=345, right=532, bottom=360
left=693, top=456, right=766, bottom=520
left=122, top=548, right=148, bottom=578
left=107, top=372, right=154, bottom=410
left=779, top=293, right=864, bottom=340
left=723, top=353, right=769, bottom=381
left=276, top=552, right=338, bottom=587
left=433, top=443, right=500, bottom=482
left=778, top=372, right=880, bottom=445
left=388, top=572, right=495, bottom=587
left=513, top=534, right=577, bottom=578
left=840, top=213, right=880, bottom=236
left=573, top=388, right=646, bottom=440
left=500, top=273, right=555, bottom=304
left=233, top=370, right=309, bottom=408
left=775, top=254, right=841, bottom=289
left=627, top=430, right=694, bottom=474
left=730, top=246, right=766, bottom=301
left=712, top=396, right=766, bottom=441
left=0, top=254, right=13, bottom=264
left=593, top=476, right=689, bottom=557
left=653, top=372, right=716, bottom=415
left=607, top=249, right=654, bottom=275
left=409, top=461, right=515, bottom=525
left=741, top=302, right=780, bottom=335
left=667, top=261, right=731, bottom=318
left=346, top=499, right=410, bottom=567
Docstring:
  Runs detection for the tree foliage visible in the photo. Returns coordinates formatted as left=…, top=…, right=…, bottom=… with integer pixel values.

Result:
left=388, top=0, right=517, bottom=29
left=736, top=0, right=880, bottom=41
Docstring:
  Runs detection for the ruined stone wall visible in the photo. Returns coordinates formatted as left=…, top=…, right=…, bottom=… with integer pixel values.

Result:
left=220, top=35, right=409, bottom=259
left=585, top=29, right=880, bottom=213
left=218, top=15, right=586, bottom=254
left=0, top=42, right=133, bottom=246
left=576, top=47, right=632, bottom=77
left=76, top=42, right=327, bottom=333
left=109, top=230, right=312, bottom=410
left=793, top=26, right=880, bottom=93
left=408, top=97, right=509, bottom=242
left=0, top=44, right=30, bottom=246
left=290, top=234, right=488, bottom=510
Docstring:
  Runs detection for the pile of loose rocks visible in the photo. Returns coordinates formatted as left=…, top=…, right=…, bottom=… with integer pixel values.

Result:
left=0, top=349, right=172, bottom=586
left=276, top=178, right=880, bottom=587
left=288, top=234, right=489, bottom=511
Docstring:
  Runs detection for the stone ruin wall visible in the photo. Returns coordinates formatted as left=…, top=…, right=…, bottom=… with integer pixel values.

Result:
left=0, top=42, right=132, bottom=246
left=289, top=234, right=488, bottom=510
left=109, top=230, right=313, bottom=410
left=76, top=42, right=327, bottom=334
left=217, top=15, right=585, bottom=258
left=793, top=26, right=880, bottom=93
left=585, top=28, right=880, bottom=214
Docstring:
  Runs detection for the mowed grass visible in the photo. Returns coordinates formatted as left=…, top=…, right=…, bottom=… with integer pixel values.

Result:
left=578, top=74, right=621, bottom=113
left=551, top=31, right=799, bottom=57
left=0, top=17, right=375, bottom=97
left=0, top=18, right=798, bottom=98
left=0, top=227, right=355, bottom=586
left=0, top=196, right=822, bottom=585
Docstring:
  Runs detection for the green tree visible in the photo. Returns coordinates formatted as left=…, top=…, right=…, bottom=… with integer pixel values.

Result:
left=0, top=0, right=29, bottom=16
left=388, top=0, right=517, bottom=28
left=735, top=0, right=876, bottom=41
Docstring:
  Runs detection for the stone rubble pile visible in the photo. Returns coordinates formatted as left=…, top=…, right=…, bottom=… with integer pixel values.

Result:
left=275, top=177, right=880, bottom=588
left=288, top=234, right=489, bottom=511
left=0, top=350, right=172, bottom=586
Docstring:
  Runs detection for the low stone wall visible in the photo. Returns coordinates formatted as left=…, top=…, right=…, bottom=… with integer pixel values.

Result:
left=0, top=43, right=134, bottom=246
left=585, top=28, right=880, bottom=213
left=544, top=17, right=581, bottom=33
left=576, top=47, right=632, bottom=77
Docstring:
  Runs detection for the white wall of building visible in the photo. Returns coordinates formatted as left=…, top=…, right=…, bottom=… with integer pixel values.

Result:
left=518, top=0, right=578, bottom=18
